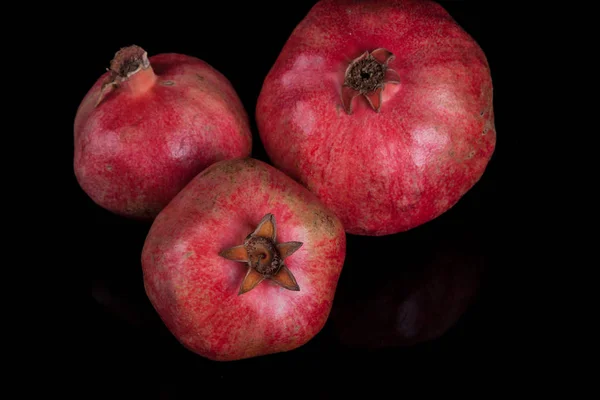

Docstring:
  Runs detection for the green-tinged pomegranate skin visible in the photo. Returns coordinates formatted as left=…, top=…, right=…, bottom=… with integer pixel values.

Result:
left=74, top=45, right=251, bottom=219
left=256, top=0, right=496, bottom=235
left=141, top=158, right=346, bottom=361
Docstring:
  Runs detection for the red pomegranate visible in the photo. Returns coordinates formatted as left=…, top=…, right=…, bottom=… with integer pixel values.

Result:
left=74, top=45, right=252, bottom=219
left=141, top=158, right=346, bottom=361
left=256, top=0, right=496, bottom=235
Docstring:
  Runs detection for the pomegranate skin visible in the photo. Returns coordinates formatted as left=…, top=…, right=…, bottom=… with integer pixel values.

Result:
left=141, top=158, right=346, bottom=361
left=74, top=49, right=252, bottom=219
left=256, top=0, right=496, bottom=235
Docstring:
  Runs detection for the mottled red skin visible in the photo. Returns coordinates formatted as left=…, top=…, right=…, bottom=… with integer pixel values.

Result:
left=256, top=0, right=496, bottom=235
left=141, top=158, right=346, bottom=361
left=74, top=53, right=252, bottom=219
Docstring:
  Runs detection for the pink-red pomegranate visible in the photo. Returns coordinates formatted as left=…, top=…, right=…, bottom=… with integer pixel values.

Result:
left=256, top=0, right=496, bottom=235
left=74, top=45, right=252, bottom=219
left=141, top=158, right=346, bottom=361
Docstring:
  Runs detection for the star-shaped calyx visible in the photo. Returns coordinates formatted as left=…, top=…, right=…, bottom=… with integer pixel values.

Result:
left=219, top=213, right=303, bottom=295
left=341, top=48, right=401, bottom=114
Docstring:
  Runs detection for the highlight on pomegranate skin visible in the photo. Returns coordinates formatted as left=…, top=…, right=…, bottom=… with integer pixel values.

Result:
left=74, top=45, right=252, bottom=220
left=256, top=0, right=497, bottom=236
left=141, top=158, right=346, bottom=361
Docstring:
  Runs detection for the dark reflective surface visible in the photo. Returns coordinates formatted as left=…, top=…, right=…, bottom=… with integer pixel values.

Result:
left=331, top=229, right=486, bottom=349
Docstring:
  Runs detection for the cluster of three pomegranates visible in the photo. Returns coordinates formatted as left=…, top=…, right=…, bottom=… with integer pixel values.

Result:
left=76, top=0, right=495, bottom=361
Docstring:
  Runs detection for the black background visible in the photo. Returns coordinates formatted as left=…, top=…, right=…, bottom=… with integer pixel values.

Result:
left=73, top=1, right=530, bottom=396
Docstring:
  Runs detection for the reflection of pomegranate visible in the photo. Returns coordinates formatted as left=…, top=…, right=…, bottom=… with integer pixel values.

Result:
left=74, top=45, right=251, bottom=219
left=141, top=158, right=346, bottom=361
left=256, top=0, right=496, bottom=235
left=330, top=232, right=485, bottom=348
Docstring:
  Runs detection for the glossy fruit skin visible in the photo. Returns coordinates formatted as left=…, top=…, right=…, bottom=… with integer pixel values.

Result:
left=256, top=0, right=496, bottom=235
left=74, top=52, right=252, bottom=219
left=141, top=158, right=346, bottom=361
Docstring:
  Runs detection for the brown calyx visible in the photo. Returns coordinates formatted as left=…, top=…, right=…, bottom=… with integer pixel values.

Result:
left=244, top=236, right=283, bottom=277
left=219, top=213, right=303, bottom=295
left=108, top=45, right=151, bottom=78
left=95, top=45, right=155, bottom=107
left=345, top=55, right=386, bottom=93
left=341, top=48, right=401, bottom=114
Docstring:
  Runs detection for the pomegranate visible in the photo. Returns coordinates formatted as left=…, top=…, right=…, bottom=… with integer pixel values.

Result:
left=256, top=0, right=496, bottom=235
left=74, top=45, right=252, bottom=219
left=141, top=157, right=346, bottom=361
left=331, top=231, right=485, bottom=348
